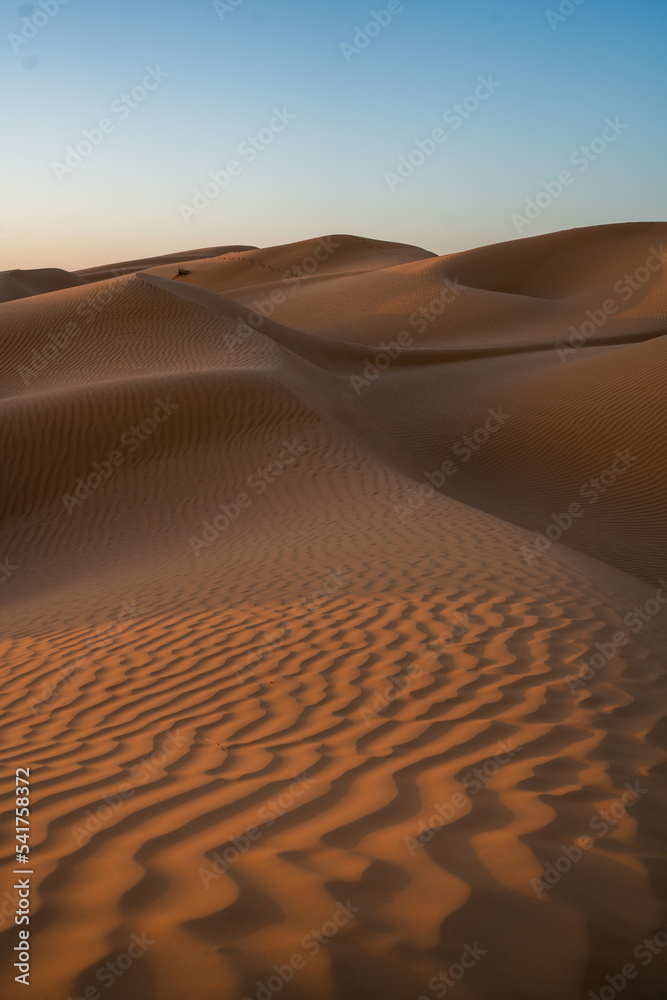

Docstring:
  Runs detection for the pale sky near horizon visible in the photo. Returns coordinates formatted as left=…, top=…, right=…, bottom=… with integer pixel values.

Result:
left=2, top=0, right=666, bottom=270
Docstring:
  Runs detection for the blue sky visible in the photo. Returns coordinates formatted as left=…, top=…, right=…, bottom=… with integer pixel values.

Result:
left=2, top=0, right=665, bottom=269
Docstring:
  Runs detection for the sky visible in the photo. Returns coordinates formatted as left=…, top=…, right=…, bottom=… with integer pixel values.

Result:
left=2, top=0, right=666, bottom=270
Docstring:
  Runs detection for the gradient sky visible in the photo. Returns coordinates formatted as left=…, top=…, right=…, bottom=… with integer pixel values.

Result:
left=2, top=0, right=665, bottom=270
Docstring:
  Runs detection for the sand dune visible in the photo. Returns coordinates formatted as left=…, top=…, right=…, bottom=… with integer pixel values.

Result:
left=0, top=268, right=89, bottom=304
left=1, top=224, right=667, bottom=1000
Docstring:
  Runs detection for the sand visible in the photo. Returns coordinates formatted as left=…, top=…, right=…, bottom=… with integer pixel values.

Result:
left=1, top=223, right=666, bottom=1000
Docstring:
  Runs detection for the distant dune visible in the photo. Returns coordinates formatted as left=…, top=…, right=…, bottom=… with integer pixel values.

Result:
left=75, top=244, right=258, bottom=283
left=1, top=224, right=666, bottom=1000
left=0, top=267, right=89, bottom=304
